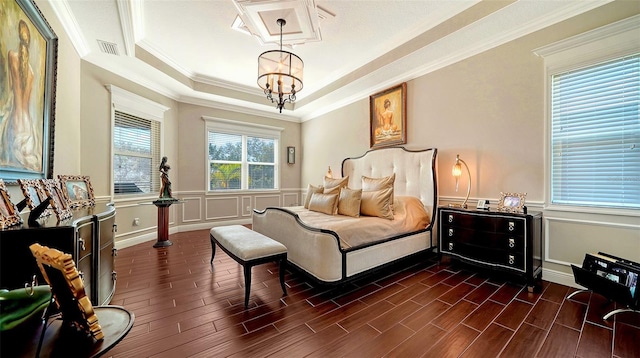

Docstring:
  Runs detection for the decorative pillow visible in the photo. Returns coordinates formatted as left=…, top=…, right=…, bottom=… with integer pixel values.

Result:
left=362, top=173, right=395, bottom=210
left=323, top=176, right=349, bottom=195
left=304, top=184, right=324, bottom=209
left=338, top=187, right=362, bottom=217
left=360, top=187, right=394, bottom=220
left=308, top=193, right=339, bottom=215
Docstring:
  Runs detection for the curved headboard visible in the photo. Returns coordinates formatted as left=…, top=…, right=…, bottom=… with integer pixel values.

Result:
left=341, top=146, right=438, bottom=222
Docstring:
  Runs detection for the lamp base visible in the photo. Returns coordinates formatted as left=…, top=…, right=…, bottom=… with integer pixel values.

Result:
left=448, top=203, right=468, bottom=209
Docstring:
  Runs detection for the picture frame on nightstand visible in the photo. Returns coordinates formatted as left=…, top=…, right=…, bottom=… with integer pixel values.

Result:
left=497, top=192, right=526, bottom=213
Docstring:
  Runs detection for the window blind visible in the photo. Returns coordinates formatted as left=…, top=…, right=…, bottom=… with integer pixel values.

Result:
left=551, top=54, right=640, bottom=209
left=114, top=111, right=161, bottom=194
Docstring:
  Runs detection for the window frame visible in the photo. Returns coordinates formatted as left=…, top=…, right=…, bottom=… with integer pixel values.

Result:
left=204, top=116, right=283, bottom=192
left=108, top=85, right=168, bottom=200
left=535, top=16, right=640, bottom=215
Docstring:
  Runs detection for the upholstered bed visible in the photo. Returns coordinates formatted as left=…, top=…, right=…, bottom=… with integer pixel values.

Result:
left=252, top=146, right=438, bottom=284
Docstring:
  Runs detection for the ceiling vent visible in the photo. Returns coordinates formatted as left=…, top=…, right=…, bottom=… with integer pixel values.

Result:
left=97, top=40, right=120, bottom=56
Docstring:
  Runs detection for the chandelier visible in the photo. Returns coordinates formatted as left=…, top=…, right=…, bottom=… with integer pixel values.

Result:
left=257, top=19, right=304, bottom=113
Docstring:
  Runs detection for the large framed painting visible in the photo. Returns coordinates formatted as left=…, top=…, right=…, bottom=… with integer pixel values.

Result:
left=370, top=83, right=407, bottom=149
left=0, top=0, right=58, bottom=181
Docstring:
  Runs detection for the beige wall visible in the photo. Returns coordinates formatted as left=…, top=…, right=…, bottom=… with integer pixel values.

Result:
left=174, top=103, right=302, bottom=233
left=301, top=2, right=640, bottom=287
left=19, top=1, right=639, bottom=288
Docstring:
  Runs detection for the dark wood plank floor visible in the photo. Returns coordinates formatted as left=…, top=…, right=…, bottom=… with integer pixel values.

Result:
left=108, top=229, right=640, bottom=357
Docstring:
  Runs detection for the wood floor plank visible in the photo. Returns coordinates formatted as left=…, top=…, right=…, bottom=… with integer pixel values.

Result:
left=401, top=299, right=451, bottom=332
left=524, top=298, right=561, bottom=331
left=369, top=300, right=422, bottom=332
left=460, top=323, right=514, bottom=358
left=613, top=322, right=640, bottom=358
left=95, top=230, right=636, bottom=358
left=494, top=299, right=533, bottom=330
left=387, top=323, right=447, bottom=357
left=499, top=322, right=547, bottom=357
left=537, top=323, right=580, bottom=357
left=343, top=323, right=414, bottom=357
left=431, top=300, right=479, bottom=331
left=305, top=324, right=380, bottom=358
left=462, top=299, right=505, bottom=331
left=464, top=282, right=500, bottom=305
left=439, top=282, right=477, bottom=305
left=576, top=322, right=613, bottom=358
left=422, top=324, right=480, bottom=358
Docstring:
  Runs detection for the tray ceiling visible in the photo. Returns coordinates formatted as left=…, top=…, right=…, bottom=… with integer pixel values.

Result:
left=49, top=0, right=612, bottom=121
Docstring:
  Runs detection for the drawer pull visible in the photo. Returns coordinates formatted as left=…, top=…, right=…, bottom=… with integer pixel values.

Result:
left=112, top=247, right=118, bottom=257
left=448, top=242, right=454, bottom=251
left=112, top=271, right=117, bottom=281
left=448, top=228, right=454, bottom=237
left=113, top=224, right=118, bottom=233
left=508, top=222, right=515, bottom=232
left=448, top=214, right=453, bottom=223
left=508, top=238, right=515, bottom=248
left=79, top=238, right=86, bottom=251
left=79, top=270, right=84, bottom=281
left=508, top=255, right=515, bottom=265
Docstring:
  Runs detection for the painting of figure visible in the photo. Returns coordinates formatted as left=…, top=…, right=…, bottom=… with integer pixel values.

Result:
left=370, top=83, right=407, bottom=149
left=0, top=0, right=57, bottom=180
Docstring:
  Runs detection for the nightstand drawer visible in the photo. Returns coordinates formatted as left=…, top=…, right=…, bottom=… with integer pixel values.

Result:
left=442, top=225, right=524, bottom=251
left=442, top=241, right=524, bottom=270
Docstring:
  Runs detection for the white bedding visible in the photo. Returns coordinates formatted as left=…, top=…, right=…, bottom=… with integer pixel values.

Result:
left=285, top=196, right=429, bottom=249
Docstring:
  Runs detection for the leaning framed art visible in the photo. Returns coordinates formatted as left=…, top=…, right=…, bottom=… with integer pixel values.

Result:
left=0, top=179, right=23, bottom=229
left=58, top=175, right=95, bottom=208
left=0, top=0, right=58, bottom=181
left=370, top=82, right=407, bottom=149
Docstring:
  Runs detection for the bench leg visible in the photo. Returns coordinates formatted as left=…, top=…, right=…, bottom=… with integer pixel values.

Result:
left=244, top=265, right=251, bottom=308
left=279, top=259, right=287, bottom=296
left=210, top=237, right=216, bottom=264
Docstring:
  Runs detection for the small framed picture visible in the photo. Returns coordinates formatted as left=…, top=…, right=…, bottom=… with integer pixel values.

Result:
left=497, top=192, right=527, bottom=213
left=0, top=179, right=23, bottom=229
left=41, top=179, right=72, bottom=221
left=58, top=175, right=95, bottom=208
left=17, top=178, right=53, bottom=218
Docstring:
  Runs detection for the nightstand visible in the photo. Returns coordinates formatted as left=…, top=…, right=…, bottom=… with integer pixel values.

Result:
left=438, top=207, right=543, bottom=290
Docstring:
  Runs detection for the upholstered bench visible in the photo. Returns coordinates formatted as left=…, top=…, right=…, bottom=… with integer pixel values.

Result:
left=209, top=225, right=287, bottom=308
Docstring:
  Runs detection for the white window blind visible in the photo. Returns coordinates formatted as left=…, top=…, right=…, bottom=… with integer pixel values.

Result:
left=113, top=111, right=161, bottom=195
left=551, top=54, right=640, bottom=209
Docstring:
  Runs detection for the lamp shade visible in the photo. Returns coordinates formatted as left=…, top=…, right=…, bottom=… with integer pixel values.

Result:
left=452, top=162, right=462, bottom=178
left=257, top=50, right=303, bottom=95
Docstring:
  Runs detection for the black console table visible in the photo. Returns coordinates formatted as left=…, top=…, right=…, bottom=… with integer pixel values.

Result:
left=438, top=207, right=543, bottom=290
left=0, top=203, right=117, bottom=305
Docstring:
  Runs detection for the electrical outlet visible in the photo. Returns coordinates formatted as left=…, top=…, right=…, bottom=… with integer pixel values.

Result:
left=246, top=206, right=251, bottom=212
left=133, top=218, right=140, bottom=226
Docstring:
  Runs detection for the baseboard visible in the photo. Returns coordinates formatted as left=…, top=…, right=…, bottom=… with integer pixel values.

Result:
left=542, top=268, right=582, bottom=289
left=115, top=219, right=251, bottom=250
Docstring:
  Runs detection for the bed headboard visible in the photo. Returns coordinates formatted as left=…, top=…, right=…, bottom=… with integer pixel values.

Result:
left=341, top=146, right=438, bottom=220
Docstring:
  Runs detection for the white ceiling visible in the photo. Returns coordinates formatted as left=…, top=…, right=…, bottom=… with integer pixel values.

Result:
left=49, top=0, right=612, bottom=122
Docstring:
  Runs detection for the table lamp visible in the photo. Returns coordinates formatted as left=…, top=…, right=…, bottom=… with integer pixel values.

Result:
left=450, top=154, right=470, bottom=209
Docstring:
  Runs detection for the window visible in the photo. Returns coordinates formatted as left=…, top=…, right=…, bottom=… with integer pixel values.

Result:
left=536, top=17, right=640, bottom=210
left=205, top=117, right=282, bottom=191
left=108, top=85, right=168, bottom=197
left=113, top=111, right=161, bottom=194
left=550, top=55, right=639, bottom=209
